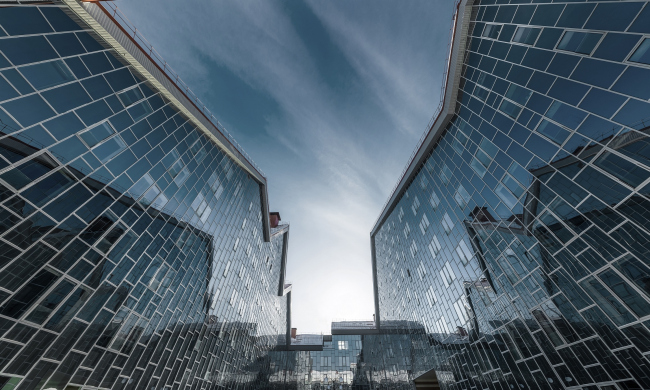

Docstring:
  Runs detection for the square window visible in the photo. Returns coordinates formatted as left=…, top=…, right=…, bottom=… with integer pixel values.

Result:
left=557, top=31, right=602, bottom=55
left=412, top=196, right=420, bottom=215
left=512, top=27, right=541, bottom=45
left=430, top=191, right=440, bottom=209
left=442, top=213, right=454, bottom=234
left=483, top=24, right=502, bottom=39
left=410, top=240, right=418, bottom=258
left=455, top=184, right=471, bottom=208
left=456, top=240, right=474, bottom=265
left=428, top=236, right=441, bottom=258
left=419, top=214, right=430, bottom=235
left=499, top=99, right=523, bottom=119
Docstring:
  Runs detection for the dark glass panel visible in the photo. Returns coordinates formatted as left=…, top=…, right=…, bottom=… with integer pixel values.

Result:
left=40, top=7, right=84, bottom=32
left=44, top=287, right=92, bottom=331
left=46, top=32, right=87, bottom=57
left=612, top=66, right=650, bottom=101
left=0, top=270, right=58, bottom=318
left=0, top=7, right=52, bottom=35
left=1, top=94, right=56, bottom=127
left=595, top=33, right=641, bottom=62
left=0, top=36, right=58, bottom=66
left=584, top=2, right=643, bottom=32
left=42, top=82, right=92, bottom=113
left=24, top=278, right=75, bottom=324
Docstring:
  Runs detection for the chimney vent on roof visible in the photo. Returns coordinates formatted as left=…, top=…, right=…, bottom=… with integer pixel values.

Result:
left=270, top=212, right=281, bottom=228
left=291, top=328, right=297, bottom=339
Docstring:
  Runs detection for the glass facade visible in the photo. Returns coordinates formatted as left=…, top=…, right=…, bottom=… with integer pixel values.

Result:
left=0, top=4, right=292, bottom=390
left=267, top=321, right=428, bottom=390
left=372, top=1, right=650, bottom=390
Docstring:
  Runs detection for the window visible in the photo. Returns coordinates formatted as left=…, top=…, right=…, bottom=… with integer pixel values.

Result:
left=141, top=183, right=165, bottom=209
left=442, top=213, right=454, bottom=234
left=471, top=138, right=498, bottom=178
left=430, top=191, right=440, bottom=209
left=598, top=268, right=650, bottom=318
left=499, top=99, right=522, bottom=119
left=420, top=176, right=429, bottom=189
left=403, top=223, right=410, bottom=239
left=456, top=240, right=473, bottom=265
left=398, top=207, right=404, bottom=222
left=440, top=261, right=456, bottom=287
left=338, top=340, right=348, bottom=350
left=505, top=84, right=532, bottom=106
left=428, top=236, right=441, bottom=258
left=129, top=173, right=154, bottom=199
left=322, top=356, right=331, bottom=365
left=117, top=86, right=144, bottom=107
left=437, top=317, right=449, bottom=334
left=417, top=261, right=427, bottom=279
left=453, top=127, right=469, bottom=154
left=496, top=183, right=518, bottom=209
left=191, top=193, right=209, bottom=218
left=91, top=134, right=127, bottom=163
left=630, top=38, right=650, bottom=65
left=454, top=185, right=471, bottom=208
left=223, top=261, right=231, bottom=277
left=419, top=214, right=430, bottom=235
left=173, top=166, right=190, bottom=186
left=412, top=196, right=420, bottom=215
left=441, top=164, right=452, bottom=185
left=78, top=121, right=115, bottom=148
left=210, top=289, right=221, bottom=310
left=454, top=296, right=470, bottom=323
left=594, top=151, right=649, bottom=188
left=24, top=278, right=74, bottom=324
left=474, top=85, right=489, bottom=102
left=190, top=139, right=207, bottom=163
left=512, top=27, right=541, bottom=45
left=426, top=286, right=437, bottom=307
left=536, top=120, right=569, bottom=145
left=127, top=100, right=153, bottom=122
left=410, top=240, right=418, bottom=258
left=18, top=60, right=75, bottom=90
left=229, top=289, right=238, bottom=306
left=557, top=31, right=602, bottom=55
left=482, top=24, right=501, bottom=39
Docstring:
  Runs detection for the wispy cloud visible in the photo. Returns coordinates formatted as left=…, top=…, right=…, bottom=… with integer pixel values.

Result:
left=114, top=0, right=452, bottom=332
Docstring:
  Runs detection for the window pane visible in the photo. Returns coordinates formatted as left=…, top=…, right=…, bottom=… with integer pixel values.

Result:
left=79, top=121, right=116, bottom=148
left=599, top=268, right=650, bottom=317
left=630, top=38, right=650, bottom=65
left=500, top=99, right=522, bottom=119
left=0, top=270, right=59, bottom=318
left=19, top=60, right=75, bottom=90
left=536, top=120, right=570, bottom=145
left=483, top=24, right=502, bottom=39
left=25, top=279, right=75, bottom=324
left=117, top=87, right=144, bottom=107
left=512, top=27, right=540, bottom=45
left=557, top=31, right=602, bottom=55
left=92, top=135, right=126, bottom=163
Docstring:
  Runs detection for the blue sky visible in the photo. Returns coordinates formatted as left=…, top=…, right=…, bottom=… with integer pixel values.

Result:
left=115, top=0, right=454, bottom=333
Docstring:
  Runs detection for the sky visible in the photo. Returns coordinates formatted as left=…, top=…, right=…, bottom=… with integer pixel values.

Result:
left=114, top=0, right=455, bottom=333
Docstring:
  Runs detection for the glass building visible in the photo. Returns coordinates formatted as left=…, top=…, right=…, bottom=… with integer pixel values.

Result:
left=371, top=1, right=650, bottom=390
left=268, top=321, right=429, bottom=390
left=0, top=2, right=292, bottom=390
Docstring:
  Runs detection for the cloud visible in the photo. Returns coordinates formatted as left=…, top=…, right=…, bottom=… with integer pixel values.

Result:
left=306, top=1, right=454, bottom=137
